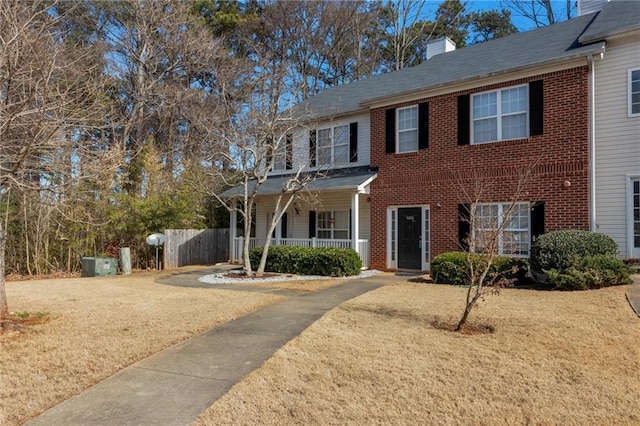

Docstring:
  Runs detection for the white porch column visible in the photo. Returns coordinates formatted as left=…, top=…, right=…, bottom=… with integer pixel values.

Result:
left=351, top=192, right=360, bottom=256
left=229, top=208, right=237, bottom=263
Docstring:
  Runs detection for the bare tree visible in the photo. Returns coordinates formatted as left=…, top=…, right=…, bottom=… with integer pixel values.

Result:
left=377, top=0, right=471, bottom=71
left=454, top=162, right=539, bottom=331
left=0, top=0, right=117, bottom=322
left=500, top=0, right=575, bottom=29
left=251, top=0, right=380, bottom=102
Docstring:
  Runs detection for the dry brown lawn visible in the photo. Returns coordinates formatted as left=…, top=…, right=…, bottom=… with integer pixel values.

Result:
left=0, top=270, right=285, bottom=426
left=195, top=280, right=640, bottom=426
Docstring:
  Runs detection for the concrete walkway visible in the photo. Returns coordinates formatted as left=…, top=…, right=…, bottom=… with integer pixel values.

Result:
left=27, top=274, right=395, bottom=426
left=627, top=275, right=640, bottom=317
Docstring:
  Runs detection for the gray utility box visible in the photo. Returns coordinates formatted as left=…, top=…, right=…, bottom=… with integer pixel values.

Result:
left=81, top=257, right=118, bottom=277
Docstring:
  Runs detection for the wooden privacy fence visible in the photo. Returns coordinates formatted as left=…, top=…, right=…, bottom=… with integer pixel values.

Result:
left=164, top=229, right=229, bottom=268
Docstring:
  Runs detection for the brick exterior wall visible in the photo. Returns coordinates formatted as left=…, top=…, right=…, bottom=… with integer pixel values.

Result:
left=369, top=67, right=590, bottom=271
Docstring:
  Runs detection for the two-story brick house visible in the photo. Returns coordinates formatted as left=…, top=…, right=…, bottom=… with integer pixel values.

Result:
left=225, top=0, right=640, bottom=271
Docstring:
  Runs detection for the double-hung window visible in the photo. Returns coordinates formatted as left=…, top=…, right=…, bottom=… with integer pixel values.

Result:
left=317, top=125, right=349, bottom=166
left=397, top=106, right=418, bottom=153
left=317, top=211, right=349, bottom=239
left=473, top=202, right=530, bottom=257
left=472, top=85, right=528, bottom=144
left=272, top=141, right=286, bottom=171
left=630, top=68, right=640, bottom=116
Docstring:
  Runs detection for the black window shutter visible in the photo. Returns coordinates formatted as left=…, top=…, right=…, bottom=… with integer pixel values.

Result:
left=457, top=95, right=470, bottom=145
left=531, top=201, right=545, bottom=243
left=266, top=135, right=274, bottom=165
left=309, top=211, right=316, bottom=238
left=529, top=80, right=544, bottom=136
left=349, top=122, right=358, bottom=162
left=458, top=203, right=471, bottom=251
left=418, top=102, right=429, bottom=150
left=385, top=108, right=396, bottom=154
left=349, top=209, right=352, bottom=240
left=309, top=130, right=317, bottom=167
left=285, top=134, right=293, bottom=170
left=270, top=213, right=276, bottom=238
left=281, top=212, right=288, bottom=239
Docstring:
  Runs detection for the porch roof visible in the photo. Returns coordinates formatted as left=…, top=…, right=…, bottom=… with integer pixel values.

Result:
left=218, top=166, right=377, bottom=198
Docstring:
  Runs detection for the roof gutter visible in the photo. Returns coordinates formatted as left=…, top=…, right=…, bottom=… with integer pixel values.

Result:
left=359, top=44, right=606, bottom=108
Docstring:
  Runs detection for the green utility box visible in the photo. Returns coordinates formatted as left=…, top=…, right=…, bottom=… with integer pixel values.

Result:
left=81, top=257, right=118, bottom=277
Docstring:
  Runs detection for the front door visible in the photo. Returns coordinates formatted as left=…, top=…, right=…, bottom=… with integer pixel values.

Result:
left=632, top=179, right=640, bottom=258
left=398, top=207, right=422, bottom=269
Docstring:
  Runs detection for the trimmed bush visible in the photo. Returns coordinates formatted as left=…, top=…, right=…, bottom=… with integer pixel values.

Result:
left=531, top=230, right=618, bottom=272
left=545, top=254, right=632, bottom=290
left=431, top=251, right=528, bottom=286
left=249, top=245, right=362, bottom=277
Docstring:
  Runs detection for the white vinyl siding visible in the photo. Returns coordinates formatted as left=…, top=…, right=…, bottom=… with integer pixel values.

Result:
left=397, top=106, right=418, bottom=153
left=472, top=85, right=528, bottom=144
left=255, top=193, right=371, bottom=241
left=276, top=113, right=369, bottom=175
left=593, top=36, right=640, bottom=258
left=629, top=68, right=640, bottom=116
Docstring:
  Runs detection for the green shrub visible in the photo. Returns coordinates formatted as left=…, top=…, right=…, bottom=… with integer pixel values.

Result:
left=545, top=254, right=632, bottom=290
left=248, top=245, right=362, bottom=277
left=531, top=230, right=618, bottom=272
left=432, top=251, right=528, bottom=286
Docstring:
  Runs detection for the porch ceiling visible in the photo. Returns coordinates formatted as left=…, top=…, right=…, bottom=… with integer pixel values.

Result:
left=219, top=166, right=377, bottom=198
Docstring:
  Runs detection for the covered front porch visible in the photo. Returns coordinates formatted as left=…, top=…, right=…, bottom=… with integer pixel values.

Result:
left=226, top=166, right=377, bottom=270
left=231, top=237, right=371, bottom=269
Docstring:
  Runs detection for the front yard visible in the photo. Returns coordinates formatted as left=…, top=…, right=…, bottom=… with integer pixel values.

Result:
left=0, top=271, right=284, bottom=426
left=1, top=271, right=639, bottom=425
left=195, top=281, right=640, bottom=425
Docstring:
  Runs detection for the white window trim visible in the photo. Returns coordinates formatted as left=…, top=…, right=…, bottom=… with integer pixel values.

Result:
left=272, top=139, right=287, bottom=171
left=317, top=210, right=349, bottom=240
left=629, top=68, right=640, bottom=117
left=471, top=84, right=529, bottom=145
left=316, top=124, right=349, bottom=167
left=626, top=174, right=640, bottom=259
left=471, top=202, right=530, bottom=258
left=396, top=105, right=419, bottom=153
left=386, top=205, right=430, bottom=271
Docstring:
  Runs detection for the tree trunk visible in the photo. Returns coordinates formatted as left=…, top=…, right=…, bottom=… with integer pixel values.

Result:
left=0, top=224, right=8, bottom=321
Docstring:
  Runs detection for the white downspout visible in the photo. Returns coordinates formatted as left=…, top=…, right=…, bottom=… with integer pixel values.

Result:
left=588, top=54, right=598, bottom=232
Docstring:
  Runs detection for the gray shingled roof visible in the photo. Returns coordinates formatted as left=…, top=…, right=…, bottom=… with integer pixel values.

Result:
left=579, top=0, right=640, bottom=43
left=298, top=12, right=606, bottom=119
left=218, top=166, right=377, bottom=198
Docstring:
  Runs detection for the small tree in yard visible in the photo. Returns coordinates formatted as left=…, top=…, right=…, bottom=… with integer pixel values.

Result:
left=454, top=163, right=537, bottom=331
left=191, top=33, right=323, bottom=278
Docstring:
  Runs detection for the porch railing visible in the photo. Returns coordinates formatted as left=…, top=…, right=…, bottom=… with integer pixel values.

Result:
left=232, top=237, right=370, bottom=269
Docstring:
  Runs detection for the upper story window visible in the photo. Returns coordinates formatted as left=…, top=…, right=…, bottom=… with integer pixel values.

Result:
left=397, top=106, right=418, bottom=153
left=272, top=141, right=286, bottom=171
left=310, top=123, right=357, bottom=168
left=317, top=125, right=348, bottom=166
left=385, top=103, right=429, bottom=154
left=272, top=134, right=292, bottom=171
left=472, top=85, right=528, bottom=144
left=629, top=68, right=640, bottom=117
